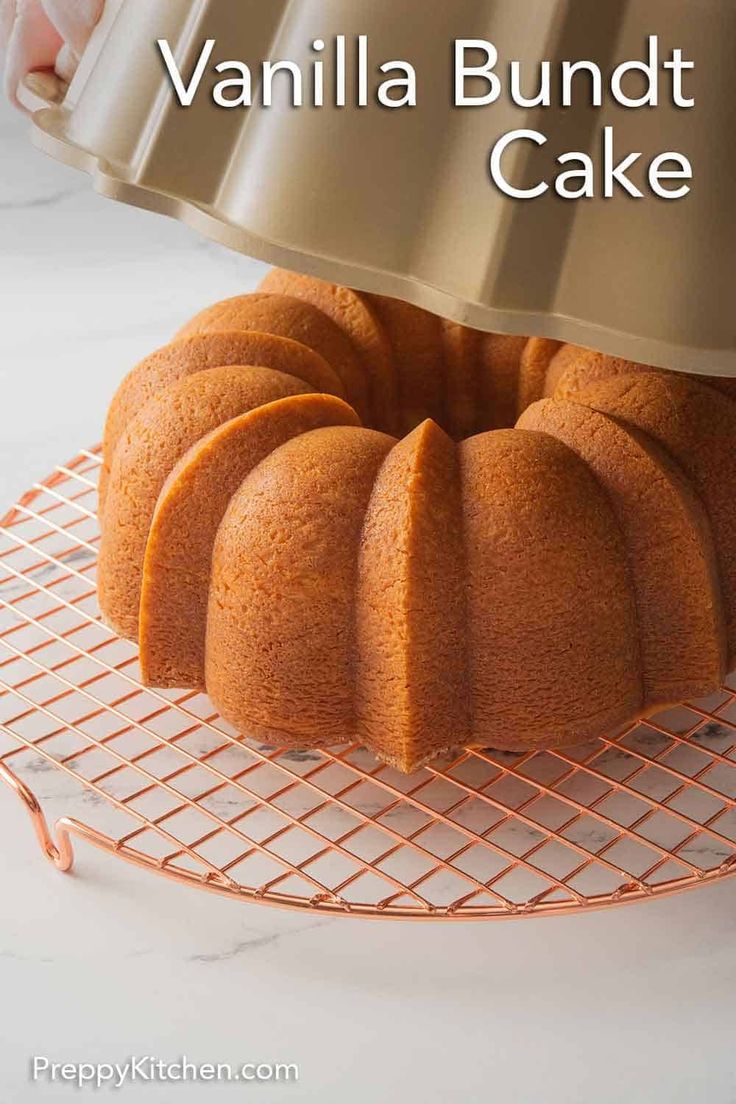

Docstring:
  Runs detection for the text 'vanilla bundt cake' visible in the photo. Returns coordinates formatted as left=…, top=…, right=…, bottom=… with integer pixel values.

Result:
left=97, top=269, right=736, bottom=772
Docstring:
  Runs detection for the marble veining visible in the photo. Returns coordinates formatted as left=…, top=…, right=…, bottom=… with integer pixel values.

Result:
left=187, top=919, right=333, bottom=963
left=0, top=184, right=85, bottom=210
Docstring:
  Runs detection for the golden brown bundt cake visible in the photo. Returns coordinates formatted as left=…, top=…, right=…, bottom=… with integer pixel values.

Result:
left=528, top=339, right=736, bottom=406
left=519, top=397, right=725, bottom=704
left=97, top=268, right=736, bottom=772
left=100, top=330, right=344, bottom=513
left=573, top=372, right=736, bottom=666
left=363, top=295, right=445, bottom=434
left=140, top=394, right=360, bottom=691
left=517, top=338, right=563, bottom=414
left=259, top=269, right=399, bottom=434
left=206, top=426, right=395, bottom=746
left=176, top=293, right=367, bottom=420
left=542, top=344, right=646, bottom=401
left=440, top=319, right=481, bottom=439
left=99, top=365, right=313, bottom=639
left=477, top=333, right=529, bottom=431
left=356, top=420, right=468, bottom=770
left=461, top=429, right=642, bottom=751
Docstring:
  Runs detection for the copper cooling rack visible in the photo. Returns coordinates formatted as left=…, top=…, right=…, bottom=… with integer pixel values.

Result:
left=1, top=449, right=736, bottom=920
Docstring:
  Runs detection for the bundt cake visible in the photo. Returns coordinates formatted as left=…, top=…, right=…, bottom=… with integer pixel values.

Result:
left=98, top=269, right=736, bottom=772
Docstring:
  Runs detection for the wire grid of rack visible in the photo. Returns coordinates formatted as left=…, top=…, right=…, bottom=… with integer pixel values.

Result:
left=1, top=448, right=736, bottom=920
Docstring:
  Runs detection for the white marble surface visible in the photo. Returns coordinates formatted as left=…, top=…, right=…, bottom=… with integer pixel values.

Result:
left=1, top=99, right=736, bottom=1104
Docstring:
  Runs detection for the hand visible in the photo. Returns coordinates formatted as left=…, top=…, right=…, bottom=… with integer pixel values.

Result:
left=1, top=0, right=104, bottom=109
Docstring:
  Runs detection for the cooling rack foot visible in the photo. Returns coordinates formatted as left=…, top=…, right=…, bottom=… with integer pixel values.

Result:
left=0, top=761, right=74, bottom=872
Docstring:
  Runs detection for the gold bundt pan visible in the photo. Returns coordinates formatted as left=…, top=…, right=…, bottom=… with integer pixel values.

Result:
left=31, top=0, right=736, bottom=375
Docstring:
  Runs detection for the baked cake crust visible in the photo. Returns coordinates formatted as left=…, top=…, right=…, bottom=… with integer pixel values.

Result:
left=98, top=270, right=736, bottom=772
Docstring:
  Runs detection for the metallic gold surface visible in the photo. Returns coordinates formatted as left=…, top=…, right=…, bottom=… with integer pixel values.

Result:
left=28, top=0, right=736, bottom=375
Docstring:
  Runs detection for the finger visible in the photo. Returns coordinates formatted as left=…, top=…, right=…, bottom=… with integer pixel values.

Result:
left=55, top=41, right=76, bottom=82
left=4, top=0, right=61, bottom=107
left=0, top=0, right=16, bottom=60
left=24, top=66, right=67, bottom=103
left=42, top=0, right=103, bottom=60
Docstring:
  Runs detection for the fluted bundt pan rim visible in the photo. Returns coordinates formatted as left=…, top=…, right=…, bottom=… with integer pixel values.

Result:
left=32, top=109, right=735, bottom=380
left=29, top=0, right=736, bottom=378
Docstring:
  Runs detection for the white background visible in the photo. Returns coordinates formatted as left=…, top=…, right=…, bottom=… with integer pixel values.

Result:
left=1, top=98, right=736, bottom=1103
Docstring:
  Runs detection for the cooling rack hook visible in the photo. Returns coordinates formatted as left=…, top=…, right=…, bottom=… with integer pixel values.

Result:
left=0, top=760, right=74, bottom=872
